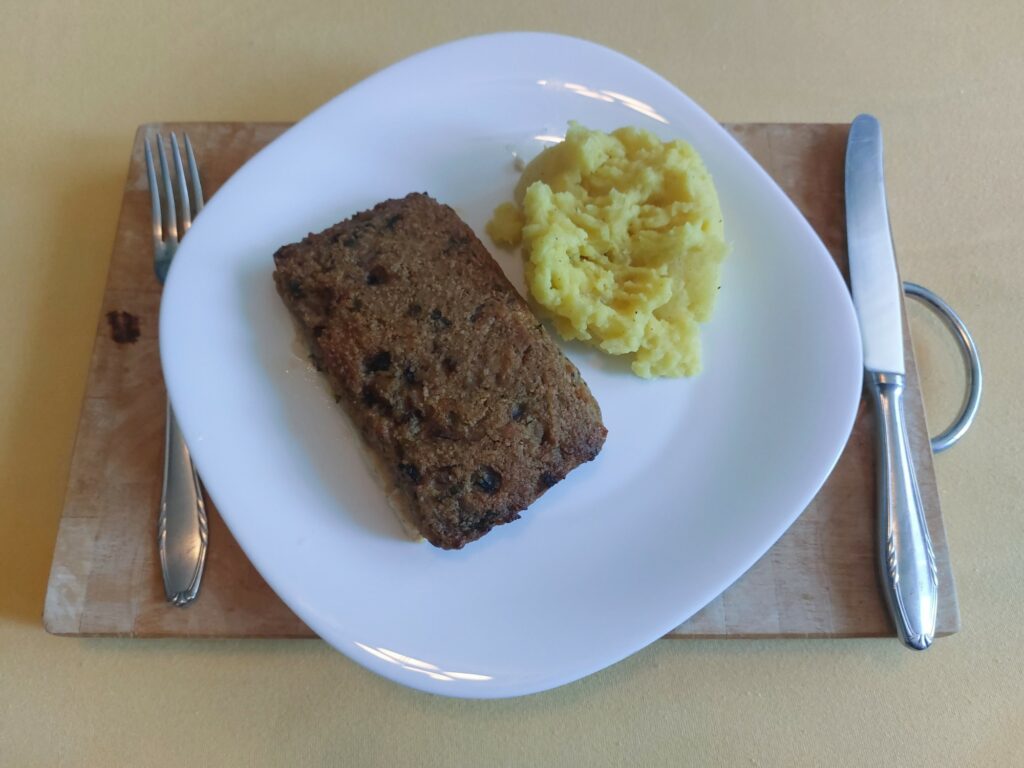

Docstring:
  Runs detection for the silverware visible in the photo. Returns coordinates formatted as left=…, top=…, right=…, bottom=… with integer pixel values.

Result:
left=846, top=114, right=937, bottom=650
left=144, top=132, right=209, bottom=606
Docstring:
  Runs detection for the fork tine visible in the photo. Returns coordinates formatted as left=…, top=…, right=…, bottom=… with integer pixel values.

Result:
left=143, top=135, right=163, bottom=251
left=155, top=134, right=178, bottom=243
left=170, top=132, right=191, bottom=233
left=184, top=133, right=204, bottom=213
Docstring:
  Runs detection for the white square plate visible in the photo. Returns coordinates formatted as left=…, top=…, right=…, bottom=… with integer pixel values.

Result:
left=160, top=33, right=862, bottom=698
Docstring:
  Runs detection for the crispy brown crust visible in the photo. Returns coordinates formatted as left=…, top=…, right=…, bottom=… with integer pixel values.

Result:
left=273, top=193, right=606, bottom=549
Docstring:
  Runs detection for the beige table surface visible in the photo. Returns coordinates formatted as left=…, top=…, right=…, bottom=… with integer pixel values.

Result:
left=2, top=1, right=1022, bottom=765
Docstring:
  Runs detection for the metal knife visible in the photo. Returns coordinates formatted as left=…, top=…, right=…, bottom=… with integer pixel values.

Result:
left=846, top=114, right=938, bottom=650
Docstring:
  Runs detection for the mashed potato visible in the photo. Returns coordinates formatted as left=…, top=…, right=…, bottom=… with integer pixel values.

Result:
left=486, top=122, right=727, bottom=378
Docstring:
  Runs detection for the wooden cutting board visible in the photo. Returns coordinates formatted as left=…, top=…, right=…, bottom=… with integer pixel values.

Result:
left=43, top=122, right=960, bottom=639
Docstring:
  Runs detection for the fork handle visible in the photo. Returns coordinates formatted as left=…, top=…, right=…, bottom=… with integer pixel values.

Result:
left=158, top=401, right=209, bottom=606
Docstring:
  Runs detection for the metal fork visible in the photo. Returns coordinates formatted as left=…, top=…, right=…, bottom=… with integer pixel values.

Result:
left=145, top=131, right=209, bottom=606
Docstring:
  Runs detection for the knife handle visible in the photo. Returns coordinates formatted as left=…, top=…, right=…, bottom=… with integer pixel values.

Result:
left=158, top=400, right=209, bottom=606
left=867, top=371, right=938, bottom=650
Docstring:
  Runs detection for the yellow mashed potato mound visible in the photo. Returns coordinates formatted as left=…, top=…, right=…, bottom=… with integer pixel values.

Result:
left=486, top=122, right=726, bottom=378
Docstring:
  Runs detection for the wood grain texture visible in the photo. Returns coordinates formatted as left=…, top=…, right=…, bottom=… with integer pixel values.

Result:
left=42, top=122, right=959, bottom=639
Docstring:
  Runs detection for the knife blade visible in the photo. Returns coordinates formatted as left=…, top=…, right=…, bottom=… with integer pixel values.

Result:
left=846, top=115, right=905, bottom=374
left=845, top=114, right=938, bottom=650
